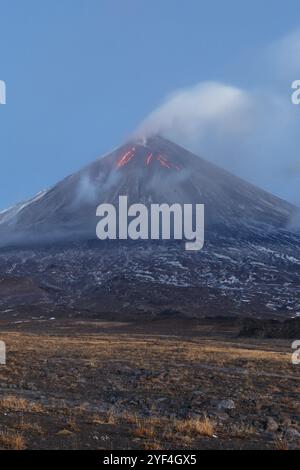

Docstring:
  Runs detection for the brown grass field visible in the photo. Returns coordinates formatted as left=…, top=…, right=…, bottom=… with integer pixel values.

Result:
left=0, top=317, right=299, bottom=450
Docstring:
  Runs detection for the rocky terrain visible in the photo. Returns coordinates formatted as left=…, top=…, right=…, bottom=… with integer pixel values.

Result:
left=239, top=317, right=300, bottom=339
left=0, top=317, right=299, bottom=450
left=0, top=237, right=300, bottom=320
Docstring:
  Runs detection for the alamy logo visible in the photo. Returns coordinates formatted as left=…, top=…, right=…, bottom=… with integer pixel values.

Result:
left=291, top=340, right=300, bottom=365
left=291, top=80, right=300, bottom=105
left=96, top=196, right=204, bottom=251
left=0, top=80, right=6, bottom=105
left=0, top=341, right=6, bottom=365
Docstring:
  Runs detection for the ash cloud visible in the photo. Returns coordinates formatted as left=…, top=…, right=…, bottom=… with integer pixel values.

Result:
left=136, top=82, right=254, bottom=143
left=73, top=169, right=121, bottom=207
left=135, top=31, right=300, bottom=211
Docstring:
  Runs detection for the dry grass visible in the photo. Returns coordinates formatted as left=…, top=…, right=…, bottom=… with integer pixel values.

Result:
left=124, top=414, right=171, bottom=441
left=66, top=417, right=80, bottom=433
left=0, top=321, right=296, bottom=449
left=141, top=440, right=161, bottom=450
left=0, top=431, right=26, bottom=450
left=0, top=395, right=43, bottom=413
left=17, top=419, right=44, bottom=435
left=132, top=421, right=156, bottom=439
left=85, top=414, right=105, bottom=425
left=122, top=412, right=139, bottom=425
left=85, top=410, right=117, bottom=426
left=105, top=409, right=117, bottom=425
left=129, top=415, right=168, bottom=440
left=274, top=438, right=289, bottom=451
left=174, top=416, right=214, bottom=437
left=0, top=396, right=28, bottom=411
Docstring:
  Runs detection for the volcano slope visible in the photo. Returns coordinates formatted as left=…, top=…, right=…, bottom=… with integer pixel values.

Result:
left=0, top=135, right=299, bottom=320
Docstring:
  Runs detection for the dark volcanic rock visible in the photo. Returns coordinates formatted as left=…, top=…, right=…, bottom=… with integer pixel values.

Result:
left=239, top=317, right=300, bottom=339
left=265, top=417, right=279, bottom=432
left=0, top=276, right=49, bottom=307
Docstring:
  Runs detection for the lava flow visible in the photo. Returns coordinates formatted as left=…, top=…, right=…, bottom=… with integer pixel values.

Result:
left=116, top=147, right=136, bottom=168
left=157, top=154, right=172, bottom=169
left=146, top=153, right=153, bottom=166
left=116, top=146, right=180, bottom=171
left=156, top=153, right=180, bottom=171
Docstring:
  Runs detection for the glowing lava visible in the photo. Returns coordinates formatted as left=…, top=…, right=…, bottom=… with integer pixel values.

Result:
left=156, top=153, right=180, bottom=170
left=116, top=147, right=136, bottom=168
left=157, top=154, right=172, bottom=169
left=146, top=153, right=153, bottom=165
left=116, top=146, right=180, bottom=171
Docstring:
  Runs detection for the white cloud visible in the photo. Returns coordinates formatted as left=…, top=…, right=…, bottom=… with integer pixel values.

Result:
left=134, top=30, right=300, bottom=206
left=136, top=82, right=253, bottom=142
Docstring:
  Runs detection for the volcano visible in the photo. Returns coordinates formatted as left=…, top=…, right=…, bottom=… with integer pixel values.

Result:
left=0, top=135, right=300, bottom=319
left=0, top=135, right=297, bottom=245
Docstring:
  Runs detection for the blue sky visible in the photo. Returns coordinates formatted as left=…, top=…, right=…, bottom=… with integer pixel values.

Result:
left=0, top=0, right=300, bottom=208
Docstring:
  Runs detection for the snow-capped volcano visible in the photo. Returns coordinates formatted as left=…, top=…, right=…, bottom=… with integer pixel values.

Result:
left=0, top=136, right=297, bottom=246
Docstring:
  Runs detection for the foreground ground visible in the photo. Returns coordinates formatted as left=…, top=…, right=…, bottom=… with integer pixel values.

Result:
left=0, top=317, right=299, bottom=450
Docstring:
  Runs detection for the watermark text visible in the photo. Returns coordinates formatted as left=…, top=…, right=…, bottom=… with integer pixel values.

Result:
left=0, top=80, right=6, bottom=105
left=291, top=80, right=300, bottom=105
left=96, top=196, right=205, bottom=251
left=291, top=340, right=300, bottom=365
